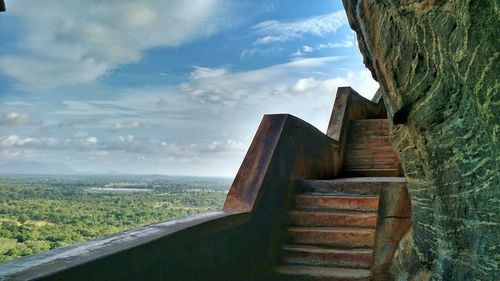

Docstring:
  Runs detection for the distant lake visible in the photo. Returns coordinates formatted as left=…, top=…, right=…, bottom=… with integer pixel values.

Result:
left=88, top=187, right=153, bottom=192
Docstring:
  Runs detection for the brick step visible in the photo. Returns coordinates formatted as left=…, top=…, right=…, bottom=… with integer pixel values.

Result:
left=348, top=131, right=391, bottom=138
left=346, top=148, right=396, bottom=154
left=344, top=162, right=400, bottom=168
left=350, top=118, right=388, bottom=123
left=346, top=136, right=391, bottom=143
left=350, top=120, right=389, bottom=130
left=343, top=163, right=401, bottom=170
left=345, top=149, right=397, bottom=156
left=344, top=161, right=399, bottom=166
left=295, top=194, right=379, bottom=211
left=344, top=158, right=399, bottom=164
left=344, top=151, right=398, bottom=158
left=342, top=169, right=400, bottom=177
left=296, top=177, right=405, bottom=195
left=343, top=166, right=400, bottom=172
left=289, top=210, right=377, bottom=228
left=274, top=265, right=370, bottom=281
left=349, top=130, right=390, bottom=136
left=344, top=154, right=399, bottom=162
left=351, top=118, right=388, bottom=123
left=287, top=227, right=375, bottom=248
left=348, top=135, right=389, bottom=141
left=348, top=128, right=389, bottom=134
left=347, top=156, right=394, bottom=161
left=281, top=244, right=373, bottom=269
left=345, top=143, right=394, bottom=150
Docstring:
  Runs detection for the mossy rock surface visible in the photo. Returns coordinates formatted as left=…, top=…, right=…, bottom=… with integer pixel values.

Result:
left=343, top=0, right=499, bottom=280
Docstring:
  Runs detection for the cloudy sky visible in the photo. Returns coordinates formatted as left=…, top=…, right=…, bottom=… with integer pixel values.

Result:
left=0, top=0, right=378, bottom=177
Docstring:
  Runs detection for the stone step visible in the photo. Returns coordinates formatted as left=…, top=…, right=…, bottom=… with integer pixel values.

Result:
left=348, top=135, right=392, bottom=145
left=295, top=194, right=379, bottom=211
left=348, top=131, right=391, bottom=139
left=343, top=163, right=401, bottom=170
left=289, top=210, right=377, bottom=228
left=344, top=154, right=398, bottom=164
left=345, top=148, right=397, bottom=155
left=345, top=142, right=394, bottom=150
left=344, top=161, right=399, bottom=170
left=344, top=154, right=399, bottom=162
left=344, top=160, right=399, bottom=167
left=274, top=265, right=370, bottom=281
left=287, top=227, right=375, bottom=248
left=350, top=119, right=389, bottom=130
left=349, top=130, right=390, bottom=137
left=281, top=244, right=373, bottom=269
left=350, top=118, right=388, bottom=124
left=296, top=177, right=405, bottom=195
left=342, top=168, right=400, bottom=177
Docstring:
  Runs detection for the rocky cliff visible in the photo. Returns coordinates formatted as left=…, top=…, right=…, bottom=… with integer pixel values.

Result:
left=342, top=1, right=499, bottom=280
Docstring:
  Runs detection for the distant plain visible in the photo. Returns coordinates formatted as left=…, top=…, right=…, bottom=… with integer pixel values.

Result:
left=0, top=174, right=231, bottom=262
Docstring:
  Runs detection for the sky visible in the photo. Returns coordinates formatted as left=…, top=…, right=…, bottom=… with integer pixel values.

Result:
left=0, top=0, right=379, bottom=177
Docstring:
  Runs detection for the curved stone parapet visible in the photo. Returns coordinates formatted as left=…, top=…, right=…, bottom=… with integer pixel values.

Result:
left=326, top=87, right=387, bottom=176
left=224, top=114, right=336, bottom=211
left=0, top=211, right=254, bottom=281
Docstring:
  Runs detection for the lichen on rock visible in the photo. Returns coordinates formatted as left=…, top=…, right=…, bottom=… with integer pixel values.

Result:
left=343, top=0, right=500, bottom=280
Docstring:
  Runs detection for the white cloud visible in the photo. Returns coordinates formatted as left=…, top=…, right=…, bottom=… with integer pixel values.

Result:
left=254, top=35, right=289, bottom=45
left=295, top=36, right=357, bottom=56
left=2, top=102, right=34, bottom=106
left=0, top=112, right=38, bottom=125
left=178, top=56, right=379, bottom=117
left=85, top=137, right=98, bottom=145
left=190, top=66, right=229, bottom=80
left=56, top=101, right=135, bottom=116
left=0, top=0, right=234, bottom=90
left=0, top=55, right=108, bottom=90
left=319, top=39, right=356, bottom=49
left=240, top=46, right=283, bottom=59
left=113, top=121, right=141, bottom=130
left=293, top=77, right=317, bottom=92
left=0, top=133, right=247, bottom=159
left=291, top=49, right=305, bottom=57
left=0, top=135, right=36, bottom=147
left=292, top=71, right=379, bottom=98
left=253, top=10, right=347, bottom=45
left=113, top=135, right=135, bottom=143
left=0, top=135, right=57, bottom=148
left=302, top=45, right=315, bottom=53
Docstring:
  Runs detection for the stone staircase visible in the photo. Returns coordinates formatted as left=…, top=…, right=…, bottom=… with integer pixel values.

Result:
left=343, top=119, right=400, bottom=177
left=274, top=119, right=402, bottom=281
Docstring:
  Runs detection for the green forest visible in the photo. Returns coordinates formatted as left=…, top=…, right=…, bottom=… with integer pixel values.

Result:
left=0, top=175, right=230, bottom=262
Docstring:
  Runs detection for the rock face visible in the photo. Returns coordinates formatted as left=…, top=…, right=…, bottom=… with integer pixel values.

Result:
left=342, top=1, right=499, bottom=280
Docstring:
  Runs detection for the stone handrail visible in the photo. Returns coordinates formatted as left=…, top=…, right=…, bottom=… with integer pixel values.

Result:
left=326, top=86, right=385, bottom=141
left=326, top=86, right=386, bottom=175
left=224, top=114, right=336, bottom=211
left=0, top=211, right=253, bottom=281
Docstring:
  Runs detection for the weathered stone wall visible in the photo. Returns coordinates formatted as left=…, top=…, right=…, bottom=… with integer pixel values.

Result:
left=343, top=1, right=499, bottom=280
left=371, top=184, right=412, bottom=280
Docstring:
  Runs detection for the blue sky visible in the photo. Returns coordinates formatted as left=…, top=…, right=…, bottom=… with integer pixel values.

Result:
left=0, top=0, right=378, bottom=177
